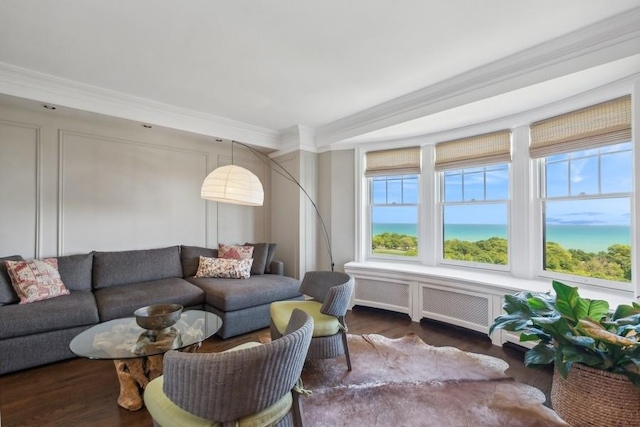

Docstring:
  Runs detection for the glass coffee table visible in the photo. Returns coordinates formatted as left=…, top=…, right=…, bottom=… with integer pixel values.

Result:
left=70, top=310, right=222, bottom=411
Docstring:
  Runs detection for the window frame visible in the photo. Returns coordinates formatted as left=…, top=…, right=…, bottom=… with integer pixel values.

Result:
left=368, top=174, right=420, bottom=261
left=437, top=163, right=512, bottom=272
left=535, top=142, right=633, bottom=291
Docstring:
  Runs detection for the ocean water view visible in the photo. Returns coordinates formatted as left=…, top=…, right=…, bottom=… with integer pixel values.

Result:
left=373, top=223, right=630, bottom=253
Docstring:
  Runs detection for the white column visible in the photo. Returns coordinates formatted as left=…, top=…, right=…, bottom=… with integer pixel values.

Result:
left=632, top=79, right=640, bottom=301
left=510, top=125, right=537, bottom=279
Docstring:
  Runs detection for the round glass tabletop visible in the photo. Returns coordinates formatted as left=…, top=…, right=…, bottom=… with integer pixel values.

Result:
left=70, top=310, right=222, bottom=360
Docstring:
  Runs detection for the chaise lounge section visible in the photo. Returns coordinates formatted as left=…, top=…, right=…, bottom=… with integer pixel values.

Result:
left=0, top=244, right=302, bottom=375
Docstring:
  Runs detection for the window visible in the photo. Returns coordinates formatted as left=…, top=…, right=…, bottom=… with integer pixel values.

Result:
left=435, top=130, right=512, bottom=269
left=365, top=146, right=421, bottom=259
left=532, top=95, right=632, bottom=287
left=441, top=164, right=510, bottom=267
left=540, top=142, right=632, bottom=283
left=370, top=174, right=419, bottom=257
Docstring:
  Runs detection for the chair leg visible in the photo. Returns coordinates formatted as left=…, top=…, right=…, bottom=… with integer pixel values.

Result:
left=292, top=391, right=304, bottom=427
left=341, top=330, right=352, bottom=371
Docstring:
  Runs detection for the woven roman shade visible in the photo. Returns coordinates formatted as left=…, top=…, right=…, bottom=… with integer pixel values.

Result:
left=434, top=130, right=511, bottom=171
left=365, top=146, right=421, bottom=177
left=529, top=95, right=631, bottom=158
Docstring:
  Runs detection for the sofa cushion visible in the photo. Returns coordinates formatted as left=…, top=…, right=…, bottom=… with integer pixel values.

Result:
left=0, top=255, right=23, bottom=305
left=195, top=257, right=253, bottom=279
left=0, top=291, right=99, bottom=339
left=180, top=245, right=217, bottom=278
left=265, top=244, right=277, bottom=274
left=187, top=274, right=302, bottom=312
left=270, top=300, right=340, bottom=337
left=144, top=376, right=293, bottom=427
left=218, top=243, right=254, bottom=259
left=57, top=252, right=93, bottom=291
left=93, top=246, right=183, bottom=289
left=244, top=243, right=269, bottom=275
left=94, top=278, right=205, bottom=321
left=5, top=258, right=70, bottom=304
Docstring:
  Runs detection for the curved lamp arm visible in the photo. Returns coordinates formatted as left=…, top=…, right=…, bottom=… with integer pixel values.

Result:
left=232, top=141, right=334, bottom=272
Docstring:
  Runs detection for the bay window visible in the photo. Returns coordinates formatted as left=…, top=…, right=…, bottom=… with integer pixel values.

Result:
left=365, top=147, right=421, bottom=259
left=531, top=95, right=633, bottom=287
left=435, top=131, right=512, bottom=270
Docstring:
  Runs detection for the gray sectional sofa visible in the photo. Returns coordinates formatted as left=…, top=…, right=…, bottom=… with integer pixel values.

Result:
left=0, top=245, right=302, bottom=375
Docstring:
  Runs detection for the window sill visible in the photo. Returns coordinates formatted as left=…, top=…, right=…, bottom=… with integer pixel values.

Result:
left=344, top=260, right=634, bottom=307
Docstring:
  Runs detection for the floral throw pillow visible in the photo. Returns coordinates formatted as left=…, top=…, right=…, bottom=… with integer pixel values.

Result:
left=195, top=256, right=253, bottom=279
left=4, top=258, right=70, bottom=304
left=218, top=243, right=254, bottom=260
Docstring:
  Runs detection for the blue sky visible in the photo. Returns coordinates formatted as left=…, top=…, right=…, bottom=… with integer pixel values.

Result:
left=372, top=141, right=632, bottom=226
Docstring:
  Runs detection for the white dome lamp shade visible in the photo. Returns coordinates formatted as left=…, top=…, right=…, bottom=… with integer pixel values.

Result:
left=201, top=164, right=264, bottom=206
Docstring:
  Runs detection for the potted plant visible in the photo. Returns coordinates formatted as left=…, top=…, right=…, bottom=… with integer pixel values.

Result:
left=490, top=280, right=640, bottom=426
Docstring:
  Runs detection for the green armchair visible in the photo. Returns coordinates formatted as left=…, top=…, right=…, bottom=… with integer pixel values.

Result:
left=144, top=309, right=313, bottom=426
left=270, top=271, right=354, bottom=371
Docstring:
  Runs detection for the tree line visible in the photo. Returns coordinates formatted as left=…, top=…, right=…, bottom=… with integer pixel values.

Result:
left=373, top=233, right=631, bottom=282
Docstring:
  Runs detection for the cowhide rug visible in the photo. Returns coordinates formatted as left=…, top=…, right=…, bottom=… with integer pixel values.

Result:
left=299, top=334, right=568, bottom=427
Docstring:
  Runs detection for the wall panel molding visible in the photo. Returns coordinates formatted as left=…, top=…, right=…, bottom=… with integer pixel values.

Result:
left=58, top=129, right=209, bottom=254
left=0, top=119, right=41, bottom=258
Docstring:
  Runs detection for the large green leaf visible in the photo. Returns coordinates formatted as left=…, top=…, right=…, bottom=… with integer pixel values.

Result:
left=559, top=344, right=604, bottom=368
left=526, top=293, right=555, bottom=311
left=621, top=358, right=640, bottom=375
left=553, top=281, right=587, bottom=323
left=519, top=327, right=551, bottom=343
left=612, top=304, right=640, bottom=321
left=605, top=314, right=640, bottom=329
left=530, top=314, right=572, bottom=342
left=531, top=314, right=561, bottom=325
left=554, top=349, right=571, bottom=378
left=524, top=343, right=555, bottom=367
left=563, top=334, right=596, bottom=350
left=502, top=293, right=533, bottom=315
left=584, top=299, right=610, bottom=321
left=552, top=281, right=609, bottom=324
left=625, top=371, right=640, bottom=388
left=489, top=313, right=531, bottom=334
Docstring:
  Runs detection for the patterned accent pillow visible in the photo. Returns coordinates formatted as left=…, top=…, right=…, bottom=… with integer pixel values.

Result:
left=218, top=243, right=254, bottom=260
left=195, top=256, right=253, bottom=279
left=4, top=258, right=70, bottom=304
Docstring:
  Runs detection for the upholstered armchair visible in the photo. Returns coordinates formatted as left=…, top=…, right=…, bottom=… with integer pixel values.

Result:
left=270, top=271, right=355, bottom=371
left=144, top=309, right=314, bottom=427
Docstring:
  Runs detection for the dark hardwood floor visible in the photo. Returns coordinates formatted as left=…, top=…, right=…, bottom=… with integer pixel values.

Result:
left=0, top=306, right=552, bottom=427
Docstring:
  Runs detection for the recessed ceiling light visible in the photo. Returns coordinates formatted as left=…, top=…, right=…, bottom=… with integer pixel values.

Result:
left=141, top=124, right=152, bottom=129
left=43, top=104, right=56, bottom=110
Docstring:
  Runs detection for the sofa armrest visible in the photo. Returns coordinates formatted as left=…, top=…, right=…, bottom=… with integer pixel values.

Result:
left=267, top=260, right=284, bottom=276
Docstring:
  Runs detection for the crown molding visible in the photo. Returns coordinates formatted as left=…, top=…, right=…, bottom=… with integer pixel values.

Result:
left=274, top=124, right=318, bottom=156
left=0, top=62, right=281, bottom=148
left=315, top=7, right=640, bottom=147
left=349, top=72, right=640, bottom=149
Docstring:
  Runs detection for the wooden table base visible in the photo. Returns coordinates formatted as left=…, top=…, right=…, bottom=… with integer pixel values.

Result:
left=114, top=355, right=163, bottom=410
left=113, top=343, right=200, bottom=411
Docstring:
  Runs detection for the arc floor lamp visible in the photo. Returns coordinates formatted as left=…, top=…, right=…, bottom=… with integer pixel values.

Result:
left=201, top=140, right=335, bottom=272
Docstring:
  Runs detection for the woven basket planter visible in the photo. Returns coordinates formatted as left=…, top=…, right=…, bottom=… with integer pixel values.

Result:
left=551, top=363, right=640, bottom=426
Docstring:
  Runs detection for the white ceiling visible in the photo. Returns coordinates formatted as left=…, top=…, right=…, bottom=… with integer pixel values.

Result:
left=1, top=1, right=639, bottom=150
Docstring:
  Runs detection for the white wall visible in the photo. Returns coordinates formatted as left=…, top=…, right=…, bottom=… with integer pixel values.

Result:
left=0, top=96, right=269, bottom=258
left=318, top=149, right=355, bottom=272
left=271, top=151, right=301, bottom=278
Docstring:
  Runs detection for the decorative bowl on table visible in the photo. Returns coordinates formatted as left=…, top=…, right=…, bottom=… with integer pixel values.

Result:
left=134, top=304, right=183, bottom=334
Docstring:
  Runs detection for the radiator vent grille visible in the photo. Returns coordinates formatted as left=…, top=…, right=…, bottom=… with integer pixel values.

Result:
left=355, top=278, right=409, bottom=309
left=421, top=287, right=488, bottom=326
